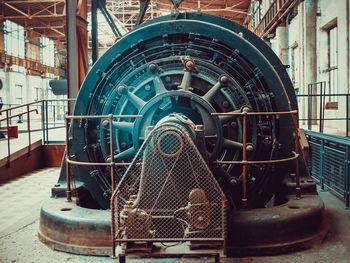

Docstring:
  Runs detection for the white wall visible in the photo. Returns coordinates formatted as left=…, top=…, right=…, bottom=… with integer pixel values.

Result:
left=273, top=0, right=350, bottom=135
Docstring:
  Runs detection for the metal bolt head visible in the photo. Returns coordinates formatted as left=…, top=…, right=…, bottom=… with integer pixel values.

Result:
left=220, top=75, right=228, bottom=84
left=102, top=119, right=109, bottom=128
left=185, top=60, right=195, bottom=71
left=246, top=143, right=254, bottom=152
left=117, top=85, right=128, bottom=95
left=241, top=106, right=250, bottom=113
left=148, top=63, right=157, bottom=72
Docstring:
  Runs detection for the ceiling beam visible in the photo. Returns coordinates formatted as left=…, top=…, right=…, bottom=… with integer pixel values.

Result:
left=4, top=14, right=64, bottom=19
left=4, top=2, right=30, bottom=18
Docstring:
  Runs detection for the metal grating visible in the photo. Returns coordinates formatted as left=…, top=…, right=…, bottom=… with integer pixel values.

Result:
left=306, top=130, right=350, bottom=207
left=111, top=122, right=228, bottom=243
left=309, top=141, right=321, bottom=182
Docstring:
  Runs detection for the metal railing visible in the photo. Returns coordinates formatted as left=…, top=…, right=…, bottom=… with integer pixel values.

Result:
left=253, top=0, right=295, bottom=38
left=64, top=114, right=143, bottom=201
left=296, top=83, right=349, bottom=136
left=61, top=110, right=301, bottom=257
left=306, top=130, right=350, bottom=208
left=0, top=99, right=75, bottom=167
left=212, top=110, right=301, bottom=205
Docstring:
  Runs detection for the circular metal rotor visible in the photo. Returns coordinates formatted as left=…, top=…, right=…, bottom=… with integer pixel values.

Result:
left=65, top=13, right=297, bottom=209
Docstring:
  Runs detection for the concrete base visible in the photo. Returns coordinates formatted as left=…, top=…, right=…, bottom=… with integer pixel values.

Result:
left=39, top=194, right=327, bottom=257
left=38, top=198, right=112, bottom=256
left=227, top=194, right=327, bottom=256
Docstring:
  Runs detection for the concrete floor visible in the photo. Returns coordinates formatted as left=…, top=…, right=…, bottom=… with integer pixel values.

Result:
left=1, top=168, right=350, bottom=263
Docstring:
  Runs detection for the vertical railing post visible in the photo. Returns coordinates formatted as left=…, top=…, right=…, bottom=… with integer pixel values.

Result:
left=9, top=104, right=12, bottom=125
left=320, top=138, right=325, bottom=190
left=6, top=110, right=10, bottom=167
left=345, top=146, right=350, bottom=208
left=319, top=83, right=323, bottom=133
left=109, top=114, right=115, bottom=193
left=53, top=104, right=56, bottom=128
left=293, top=112, right=301, bottom=198
left=27, top=105, right=31, bottom=155
left=242, top=111, right=248, bottom=208
left=45, top=100, right=49, bottom=144
left=65, top=116, right=72, bottom=202
left=307, top=84, right=312, bottom=130
left=42, top=101, right=46, bottom=144
left=346, top=94, right=349, bottom=137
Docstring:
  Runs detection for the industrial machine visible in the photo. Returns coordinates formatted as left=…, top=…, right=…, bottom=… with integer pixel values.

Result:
left=39, top=12, right=326, bottom=259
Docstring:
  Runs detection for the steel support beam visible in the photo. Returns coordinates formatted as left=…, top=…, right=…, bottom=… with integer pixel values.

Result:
left=135, top=0, right=150, bottom=26
left=97, top=0, right=121, bottom=38
left=91, top=0, right=98, bottom=64
left=66, top=0, right=78, bottom=114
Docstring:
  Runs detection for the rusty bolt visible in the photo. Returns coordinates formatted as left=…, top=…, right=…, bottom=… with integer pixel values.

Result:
left=185, top=60, right=195, bottom=71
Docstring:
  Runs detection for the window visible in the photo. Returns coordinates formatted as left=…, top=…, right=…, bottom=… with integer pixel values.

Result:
left=328, top=25, right=338, bottom=103
left=252, top=1, right=262, bottom=29
left=15, top=84, right=23, bottom=106
left=4, top=20, right=25, bottom=58
left=41, top=37, right=56, bottom=67
left=4, top=20, right=26, bottom=72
